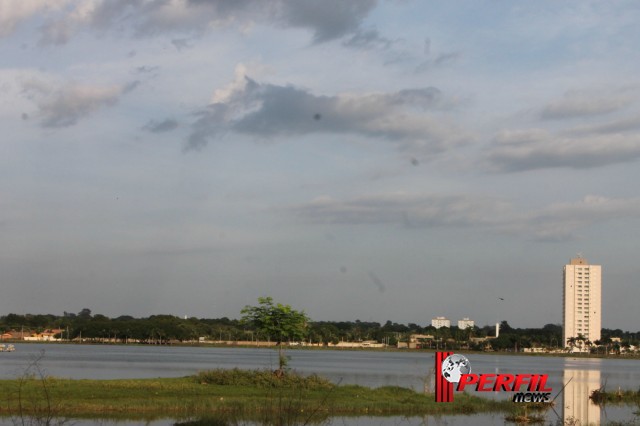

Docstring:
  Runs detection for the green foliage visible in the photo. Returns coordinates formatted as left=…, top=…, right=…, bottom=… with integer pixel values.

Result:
left=0, top=373, right=516, bottom=419
left=241, top=297, right=309, bottom=370
left=240, top=297, right=309, bottom=344
left=3, top=305, right=639, bottom=354
left=195, top=368, right=333, bottom=390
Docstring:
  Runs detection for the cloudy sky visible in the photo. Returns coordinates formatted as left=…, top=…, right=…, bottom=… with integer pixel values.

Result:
left=2, top=1, right=640, bottom=330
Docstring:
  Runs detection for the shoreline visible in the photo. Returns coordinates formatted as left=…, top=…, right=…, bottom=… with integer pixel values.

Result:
left=5, top=340, right=640, bottom=361
left=1, top=369, right=637, bottom=421
left=0, top=369, right=527, bottom=420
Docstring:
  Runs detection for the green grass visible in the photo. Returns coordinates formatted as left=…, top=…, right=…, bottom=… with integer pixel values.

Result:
left=589, top=387, right=640, bottom=404
left=0, top=369, right=515, bottom=421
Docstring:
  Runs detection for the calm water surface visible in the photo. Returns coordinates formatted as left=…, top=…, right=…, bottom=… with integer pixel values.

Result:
left=1, top=344, right=639, bottom=425
left=2, top=343, right=639, bottom=388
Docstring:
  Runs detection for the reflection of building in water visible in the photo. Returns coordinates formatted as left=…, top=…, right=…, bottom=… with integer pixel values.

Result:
left=563, top=369, right=600, bottom=426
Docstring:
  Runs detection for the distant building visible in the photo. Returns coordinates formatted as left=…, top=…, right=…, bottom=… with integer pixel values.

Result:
left=407, top=334, right=434, bottom=349
left=431, top=316, right=450, bottom=328
left=23, top=329, right=64, bottom=342
left=563, top=257, right=601, bottom=349
left=458, top=318, right=475, bottom=329
left=329, top=340, right=385, bottom=348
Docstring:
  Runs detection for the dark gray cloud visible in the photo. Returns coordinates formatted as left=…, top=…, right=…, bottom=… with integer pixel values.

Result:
left=484, top=129, right=640, bottom=171
left=280, top=0, right=377, bottom=42
left=34, top=0, right=377, bottom=45
left=171, top=38, right=193, bottom=51
left=143, top=118, right=179, bottom=133
left=187, top=74, right=466, bottom=152
left=21, top=78, right=135, bottom=128
left=341, top=28, right=393, bottom=50
left=135, top=65, right=159, bottom=74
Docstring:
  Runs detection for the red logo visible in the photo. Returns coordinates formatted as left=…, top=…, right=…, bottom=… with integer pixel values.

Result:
left=434, top=352, right=552, bottom=403
left=435, top=351, right=454, bottom=402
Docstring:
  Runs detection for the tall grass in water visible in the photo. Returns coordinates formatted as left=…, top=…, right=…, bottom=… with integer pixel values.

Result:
left=2, top=366, right=520, bottom=424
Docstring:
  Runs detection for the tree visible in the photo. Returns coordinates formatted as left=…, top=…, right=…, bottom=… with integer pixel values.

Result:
left=78, top=308, right=92, bottom=319
left=241, top=297, right=309, bottom=373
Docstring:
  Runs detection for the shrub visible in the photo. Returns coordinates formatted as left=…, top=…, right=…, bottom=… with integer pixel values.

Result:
left=194, top=368, right=333, bottom=390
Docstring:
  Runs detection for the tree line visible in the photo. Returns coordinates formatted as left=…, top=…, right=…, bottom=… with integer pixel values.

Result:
left=1, top=308, right=638, bottom=351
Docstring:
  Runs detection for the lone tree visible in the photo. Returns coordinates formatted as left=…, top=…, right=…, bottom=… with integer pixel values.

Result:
left=241, top=297, right=309, bottom=373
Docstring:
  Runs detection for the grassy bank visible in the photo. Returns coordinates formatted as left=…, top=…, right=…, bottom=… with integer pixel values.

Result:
left=0, top=369, right=515, bottom=420
left=589, top=387, right=640, bottom=404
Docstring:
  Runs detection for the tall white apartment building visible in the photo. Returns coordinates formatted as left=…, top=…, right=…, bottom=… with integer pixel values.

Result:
left=431, top=316, right=451, bottom=329
left=563, top=257, right=601, bottom=348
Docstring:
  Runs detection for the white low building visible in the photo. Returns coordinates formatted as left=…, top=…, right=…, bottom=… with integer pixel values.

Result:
left=458, top=318, right=475, bottom=329
left=431, top=316, right=451, bottom=328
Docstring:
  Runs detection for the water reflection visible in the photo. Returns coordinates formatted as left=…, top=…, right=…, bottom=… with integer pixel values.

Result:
left=563, top=367, right=600, bottom=426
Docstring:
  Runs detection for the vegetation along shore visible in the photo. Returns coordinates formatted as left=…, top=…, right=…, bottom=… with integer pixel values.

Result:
left=2, top=303, right=639, bottom=355
left=2, top=368, right=639, bottom=424
left=0, top=368, right=532, bottom=421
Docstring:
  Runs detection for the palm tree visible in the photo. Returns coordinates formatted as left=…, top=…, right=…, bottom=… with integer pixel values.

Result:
left=576, top=333, right=587, bottom=353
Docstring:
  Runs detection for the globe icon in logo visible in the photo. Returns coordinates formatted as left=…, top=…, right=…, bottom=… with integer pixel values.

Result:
left=441, top=354, right=471, bottom=383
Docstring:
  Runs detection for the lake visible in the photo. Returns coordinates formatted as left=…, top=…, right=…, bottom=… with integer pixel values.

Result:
left=1, top=343, right=639, bottom=425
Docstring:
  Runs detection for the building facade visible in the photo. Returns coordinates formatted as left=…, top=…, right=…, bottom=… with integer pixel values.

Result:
left=457, top=318, right=475, bottom=329
left=431, top=316, right=451, bottom=328
left=563, top=257, right=601, bottom=349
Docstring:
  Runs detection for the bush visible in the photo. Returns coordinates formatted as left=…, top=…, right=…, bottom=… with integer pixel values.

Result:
left=194, top=368, right=333, bottom=390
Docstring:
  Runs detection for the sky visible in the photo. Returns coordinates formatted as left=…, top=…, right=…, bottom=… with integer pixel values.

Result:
left=1, top=1, right=640, bottom=330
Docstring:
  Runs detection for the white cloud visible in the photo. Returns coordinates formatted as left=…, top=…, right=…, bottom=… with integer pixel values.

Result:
left=485, top=128, right=640, bottom=171
left=0, top=0, right=70, bottom=37
left=565, top=115, right=640, bottom=136
left=290, top=193, right=640, bottom=242
left=21, top=77, right=136, bottom=127
left=290, top=193, right=512, bottom=227
left=540, top=89, right=634, bottom=120
left=524, top=195, right=640, bottom=241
